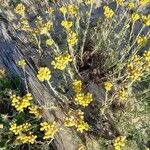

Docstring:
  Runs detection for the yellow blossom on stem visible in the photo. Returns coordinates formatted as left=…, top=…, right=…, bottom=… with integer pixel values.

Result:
left=67, top=31, right=78, bottom=46
left=46, top=38, right=53, bottom=46
left=72, top=80, right=82, bottom=93
left=113, top=136, right=126, bottom=150
left=75, top=92, right=93, bottom=107
left=18, top=59, right=26, bottom=68
left=76, top=145, right=86, bottom=150
left=14, top=3, right=25, bottom=16
left=40, top=21, right=53, bottom=35
left=67, top=4, right=78, bottom=16
left=37, top=67, right=51, bottom=82
left=51, top=53, right=72, bottom=70
left=40, top=121, right=58, bottom=139
left=104, top=81, right=113, bottom=91
left=142, top=15, right=150, bottom=26
left=59, top=6, right=67, bottom=14
left=64, top=109, right=90, bottom=133
left=61, top=20, right=73, bottom=31
left=85, top=0, right=95, bottom=5
left=139, top=0, right=149, bottom=5
left=143, top=50, right=150, bottom=71
left=127, top=55, right=143, bottom=81
left=0, top=68, right=6, bottom=79
left=103, top=6, right=114, bottom=19
left=128, top=2, right=135, bottom=9
left=28, top=106, right=42, bottom=117
left=11, top=93, right=33, bottom=112
left=46, top=7, right=54, bottom=14
left=19, top=17, right=31, bottom=32
left=137, top=35, right=148, bottom=46
left=117, top=88, right=128, bottom=101
left=131, top=13, right=140, bottom=22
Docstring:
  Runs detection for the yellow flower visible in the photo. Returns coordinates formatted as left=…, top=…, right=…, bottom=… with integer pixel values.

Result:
left=75, top=92, right=93, bottom=107
left=72, top=80, right=82, bottom=93
left=46, top=7, right=54, bottom=14
left=59, top=6, right=67, bottom=14
left=40, top=21, right=53, bottom=35
left=117, top=88, right=128, bottom=101
left=67, top=4, right=78, bottom=16
left=18, top=59, right=26, bottom=68
left=28, top=106, right=42, bottom=117
left=116, top=0, right=125, bottom=5
left=46, top=38, right=53, bottom=46
left=104, top=81, right=113, bottom=91
left=127, top=55, right=143, bottom=81
left=113, top=136, right=126, bottom=150
left=131, top=13, right=140, bottom=22
left=142, top=15, right=150, bottom=26
left=143, top=50, right=150, bottom=71
left=76, top=145, right=86, bottom=150
left=51, top=53, right=72, bottom=70
left=76, top=120, right=89, bottom=133
left=37, top=67, right=51, bottom=81
left=139, top=0, right=149, bottom=5
left=64, top=109, right=89, bottom=133
left=10, top=122, right=31, bottom=135
left=14, top=3, right=25, bottom=16
left=67, top=31, right=78, bottom=46
left=16, top=132, right=37, bottom=144
left=84, top=0, right=95, bottom=5
left=40, top=121, right=58, bottom=139
left=19, top=17, right=31, bottom=32
left=61, top=20, right=73, bottom=31
left=128, top=2, right=135, bottom=9
left=11, top=93, right=33, bottom=112
left=103, top=6, right=114, bottom=19
left=137, top=35, right=148, bottom=46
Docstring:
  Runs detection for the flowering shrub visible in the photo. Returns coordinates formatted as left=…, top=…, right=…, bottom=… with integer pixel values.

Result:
left=0, top=0, right=150, bottom=149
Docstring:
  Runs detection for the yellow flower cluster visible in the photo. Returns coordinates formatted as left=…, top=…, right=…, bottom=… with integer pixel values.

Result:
left=40, top=121, right=58, bottom=139
left=116, top=88, right=128, bottom=101
left=17, top=59, right=26, bottom=68
left=28, top=106, right=42, bottom=117
left=143, top=50, right=150, bottom=71
left=11, top=93, right=33, bottom=112
left=127, top=55, right=143, bottom=81
left=61, top=20, right=73, bottom=31
left=46, top=7, right=54, bottom=14
left=37, top=67, right=51, bottom=81
left=137, top=35, right=148, bottom=46
left=14, top=3, right=25, bottom=16
left=103, top=6, right=114, bottom=19
left=67, top=31, right=78, bottom=46
left=139, top=0, right=149, bottom=5
left=113, top=136, right=126, bottom=150
left=10, top=122, right=37, bottom=144
left=51, top=53, right=72, bottom=70
left=76, top=144, right=86, bottom=150
left=19, top=17, right=31, bottom=32
left=72, top=80, right=82, bottom=93
left=131, top=13, right=140, bottom=22
left=104, top=81, right=113, bottom=91
left=60, top=4, right=78, bottom=16
left=15, top=132, right=37, bottom=144
left=128, top=2, right=135, bottom=9
left=46, top=38, right=53, bottom=46
left=116, top=0, right=125, bottom=5
left=34, top=16, right=53, bottom=35
left=142, top=15, right=150, bottom=26
left=10, top=122, right=31, bottom=135
left=75, top=93, right=93, bottom=107
left=64, top=109, right=89, bottom=133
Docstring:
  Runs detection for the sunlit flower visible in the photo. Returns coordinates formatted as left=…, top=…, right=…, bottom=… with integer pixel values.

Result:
left=18, top=59, right=26, bottom=68
left=104, top=81, right=113, bottom=91
left=67, top=31, right=78, bottom=46
left=72, top=80, right=82, bottom=93
left=131, top=13, right=140, bottom=22
left=137, top=35, right=148, bottom=46
left=59, top=6, right=67, bottom=14
left=28, top=106, right=42, bottom=117
left=51, top=53, right=72, bottom=70
left=46, top=7, right=54, bottom=14
left=139, top=0, right=149, bottom=5
left=116, top=0, right=125, bottom=5
left=103, top=6, right=114, bottom=19
left=14, top=3, right=25, bottom=16
left=113, top=136, right=126, bottom=150
left=46, top=38, right=53, bottom=46
left=0, top=68, right=6, bottom=79
left=61, top=20, right=73, bottom=31
left=37, top=67, right=51, bottom=81
left=116, top=88, right=128, bottom=101
left=128, top=2, right=135, bottom=9
left=142, top=15, right=150, bottom=26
